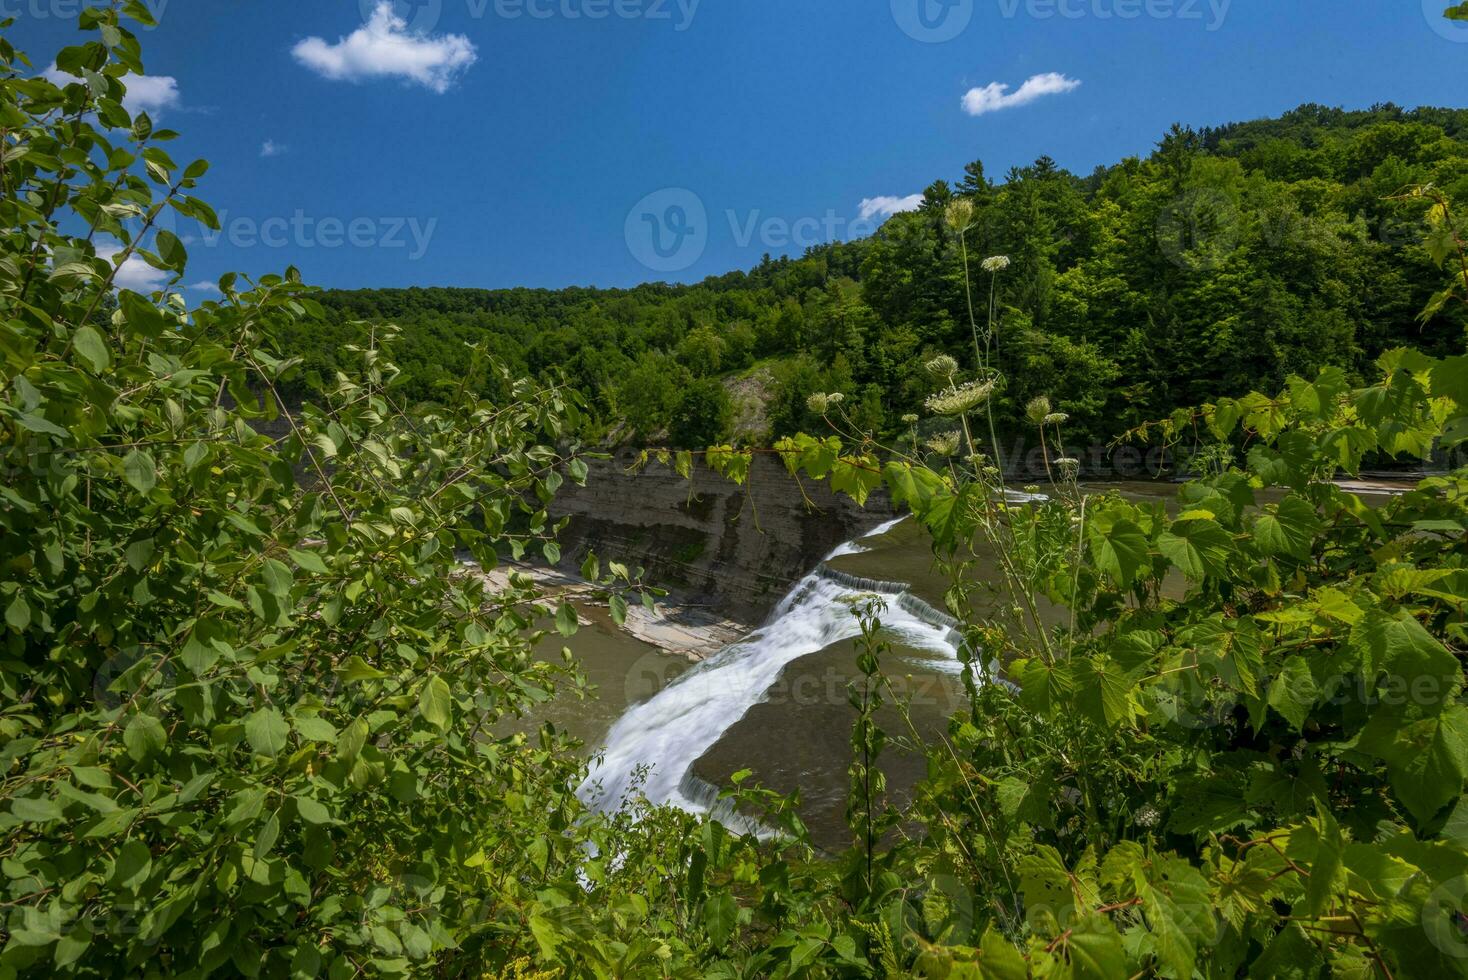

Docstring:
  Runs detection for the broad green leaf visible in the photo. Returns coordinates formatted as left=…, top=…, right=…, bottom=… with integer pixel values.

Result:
left=702, top=891, right=737, bottom=947
left=1089, top=518, right=1150, bottom=588
left=419, top=674, right=452, bottom=730
left=1158, top=517, right=1232, bottom=580
left=123, top=713, right=166, bottom=762
left=338, top=656, right=388, bottom=684
left=244, top=707, right=289, bottom=757
left=72, top=325, right=111, bottom=372
left=555, top=601, right=578, bottom=637
left=1252, top=495, right=1320, bottom=559
left=122, top=448, right=157, bottom=494
left=1267, top=656, right=1318, bottom=731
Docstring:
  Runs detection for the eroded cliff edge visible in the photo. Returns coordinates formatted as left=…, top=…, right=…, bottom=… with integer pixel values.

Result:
left=552, top=451, right=900, bottom=625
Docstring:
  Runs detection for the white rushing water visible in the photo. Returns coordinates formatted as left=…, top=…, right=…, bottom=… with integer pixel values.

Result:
left=578, top=532, right=958, bottom=817
left=822, top=515, right=910, bottom=560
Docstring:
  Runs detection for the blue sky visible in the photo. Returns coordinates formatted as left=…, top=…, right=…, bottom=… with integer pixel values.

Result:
left=10, top=0, right=1468, bottom=291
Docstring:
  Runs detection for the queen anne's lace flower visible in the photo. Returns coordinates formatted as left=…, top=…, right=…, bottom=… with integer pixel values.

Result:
left=901, top=414, right=919, bottom=425
left=925, top=378, right=996, bottom=416
left=924, top=431, right=961, bottom=456
left=981, top=255, right=1011, bottom=273
left=1043, top=412, right=1070, bottom=426
left=827, top=392, right=845, bottom=405
left=806, top=393, right=829, bottom=415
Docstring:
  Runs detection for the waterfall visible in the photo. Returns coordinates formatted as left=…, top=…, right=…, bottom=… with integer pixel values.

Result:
left=578, top=518, right=1011, bottom=819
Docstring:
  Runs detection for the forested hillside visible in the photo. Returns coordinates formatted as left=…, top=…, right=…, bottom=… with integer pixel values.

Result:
left=291, top=103, right=1468, bottom=451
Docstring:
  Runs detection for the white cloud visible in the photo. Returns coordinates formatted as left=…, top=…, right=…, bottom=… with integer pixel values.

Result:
left=260, top=139, right=287, bottom=158
left=186, top=280, right=222, bottom=294
left=96, top=244, right=169, bottom=293
left=857, top=194, right=924, bottom=222
left=292, top=2, right=478, bottom=94
left=122, top=75, right=181, bottom=118
left=43, top=66, right=181, bottom=119
left=961, top=72, right=1081, bottom=117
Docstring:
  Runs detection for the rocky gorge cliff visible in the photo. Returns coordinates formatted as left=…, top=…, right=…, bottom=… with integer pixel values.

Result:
left=552, top=451, right=900, bottom=624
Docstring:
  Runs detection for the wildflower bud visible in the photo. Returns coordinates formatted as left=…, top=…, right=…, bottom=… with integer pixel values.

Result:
left=944, top=199, right=975, bottom=233
left=925, top=354, right=959, bottom=381
left=1025, top=396, right=1052, bottom=425
left=806, top=393, right=829, bottom=415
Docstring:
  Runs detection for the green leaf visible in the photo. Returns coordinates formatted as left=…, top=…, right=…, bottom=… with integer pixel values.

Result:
left=1266, top=656, right=1318, bottom=731
left=244, top=707, right=290, bottom=757
left=337, top=717, right=369, bottom=763
left=123, top=713, right=166, bottom=762
left=555, top=601, right=578, bottom=638
left=122, top=448, right=157, bottom=494
left=1060, top=916, right=1128, bottom=980
left=1089, top=518, right=1150, bottom=588
left=702, top=891, right=737, bottom=947
left=1252, top=495, right=1320, bottom=559
left=11, top=795, right=62, bottom=822
left=53, top=928, right=91, bottom=969
left=110, top=838, right=152, bottom=891
left=72, top=325, right=111, bottom=373
left=338, top=655, right=388, bottom=684
left=419, top=674, right=452, bottom=731
left=293, top=714, right=338, bottom=742
left=287, top=547, right=329, bottom=574
left=1158, top=517, right=1232, bottom=580
left=1367, top=705, right=1468, bottom=823
left=5, top=593, right=31, bottom=631
left=294, top=795, right=332, bottom=825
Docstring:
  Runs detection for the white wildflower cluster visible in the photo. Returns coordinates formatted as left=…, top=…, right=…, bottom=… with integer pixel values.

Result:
left=1043, top=412, right=1070, bottom=426
left=901, top=413, right=919, bottom=425
left=981, top=255, right=1011, bottom=273
left=925, top=378, right=996, bottom=416
left=1056, top=457, right=1081, bottom=479
left=924, top=431, right=961, bottom=456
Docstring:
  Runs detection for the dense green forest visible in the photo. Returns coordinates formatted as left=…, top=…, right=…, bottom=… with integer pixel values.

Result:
left=288, top=103, right=1468, bottom=455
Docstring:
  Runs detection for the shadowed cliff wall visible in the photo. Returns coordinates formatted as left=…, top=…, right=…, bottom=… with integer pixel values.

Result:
left=553, top=452, right=899, bottom=623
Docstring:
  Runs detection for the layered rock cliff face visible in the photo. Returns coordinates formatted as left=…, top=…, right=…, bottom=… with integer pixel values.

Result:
left=553, top=452, right=899, bottom=623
